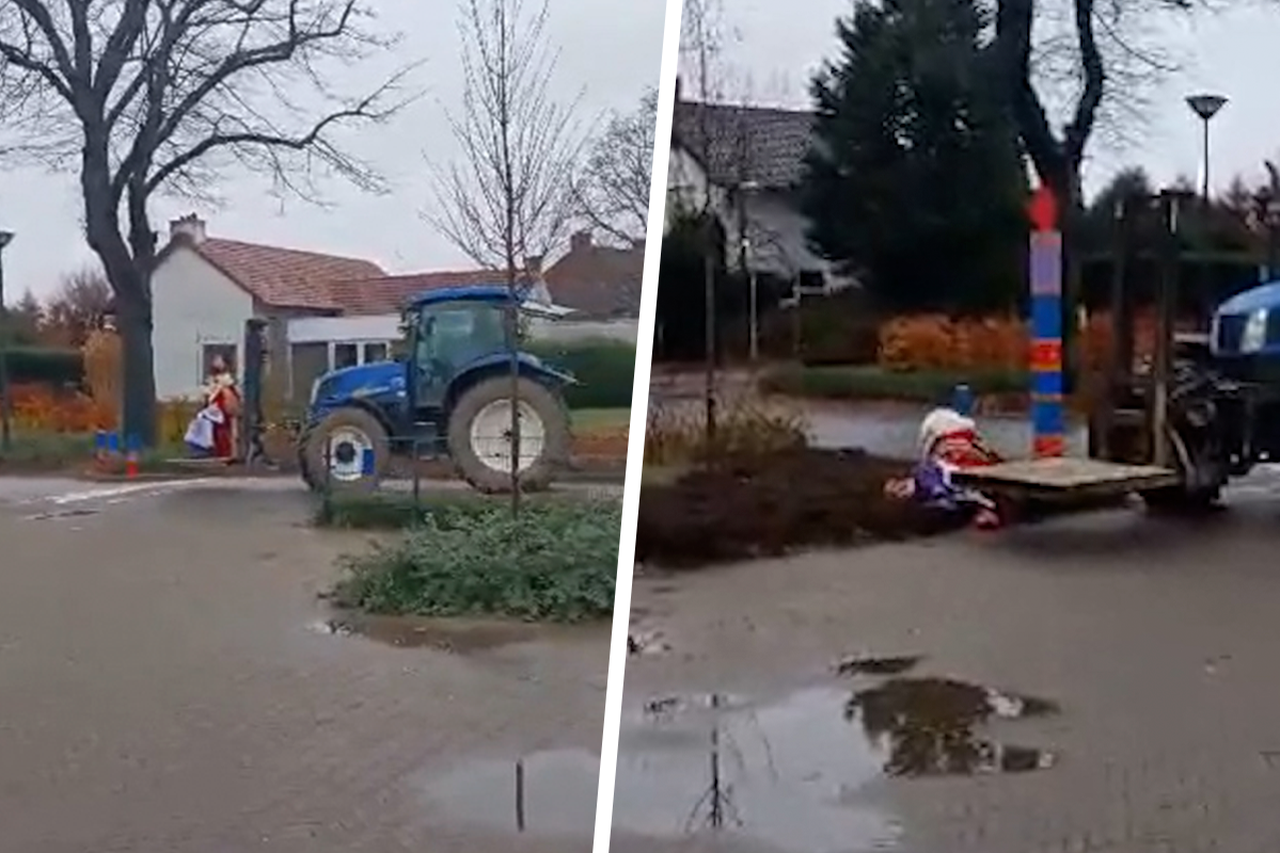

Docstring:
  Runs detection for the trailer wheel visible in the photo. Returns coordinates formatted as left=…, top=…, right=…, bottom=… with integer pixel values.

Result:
left=299, top=407, right=391, bottom=493
left=447, top=376, right=570, bottom=493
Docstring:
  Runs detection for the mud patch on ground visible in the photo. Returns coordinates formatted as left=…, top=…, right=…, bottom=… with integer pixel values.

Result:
left=835, top=654, right=924, bottom=677
left=311, top=613, right=546, bottom=653
left=636, top=448, right=967, bottom=568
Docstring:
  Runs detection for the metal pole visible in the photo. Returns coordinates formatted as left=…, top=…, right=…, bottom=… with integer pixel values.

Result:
left=702, top=221, right=717, bottom=448
left=1201, top=117, right=1211, bottom=203
left=748, top=269, right=759, bottom=362
left=0, top=233, right=13, bottom=452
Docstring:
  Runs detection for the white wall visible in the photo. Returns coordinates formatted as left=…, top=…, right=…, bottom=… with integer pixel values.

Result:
left=527, top=316, right=637, bottom=344
left=288, top=312, right=637, bottom=348
left=151, top=245, right=255, bottom=399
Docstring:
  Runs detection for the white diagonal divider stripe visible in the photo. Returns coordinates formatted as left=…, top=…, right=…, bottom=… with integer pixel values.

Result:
left=591, top=1, right=686, bottom=850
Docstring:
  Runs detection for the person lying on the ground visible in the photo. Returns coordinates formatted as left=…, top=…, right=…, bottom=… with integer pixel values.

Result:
left=883, top=407, right=1005, bottom=530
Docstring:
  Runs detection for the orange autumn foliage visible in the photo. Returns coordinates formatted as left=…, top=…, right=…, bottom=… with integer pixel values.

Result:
left=877, top=312, right=1161, bottom=374
left=11, top=384, right=115, bottom=433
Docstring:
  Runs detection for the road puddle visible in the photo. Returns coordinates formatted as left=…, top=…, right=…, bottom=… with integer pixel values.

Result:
left=311, top=613, right=542, bottom=653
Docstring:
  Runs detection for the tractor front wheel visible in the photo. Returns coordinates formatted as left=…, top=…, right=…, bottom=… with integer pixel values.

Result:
left=299, top=407, right=391, bottom=494
left=447, top=376, right=571, bottom=493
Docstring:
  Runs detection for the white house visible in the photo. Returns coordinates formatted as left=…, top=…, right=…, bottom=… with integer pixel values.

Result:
left=149, top=216, right=640, bottom=401
left=667, top=87, right=858, bottom=295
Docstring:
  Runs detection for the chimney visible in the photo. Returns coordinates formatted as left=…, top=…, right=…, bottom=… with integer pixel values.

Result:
left=569, top=230, right=592, bottom=253
left=169, top=213, right=207, bottom=244
left=523, top=255, right=543, bottom=275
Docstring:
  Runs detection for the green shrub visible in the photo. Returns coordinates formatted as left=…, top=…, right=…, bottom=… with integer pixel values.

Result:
left=760, top=364, right=1028, bottom=402
left=331, top=501, right=619, bottom=622
left=4, top=347, right=85, bottom=387
left=527, top=338, right=635, bottom=410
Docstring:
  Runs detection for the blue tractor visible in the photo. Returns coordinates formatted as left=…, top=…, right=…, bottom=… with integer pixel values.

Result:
left=298, top=285, right=577, bottom=493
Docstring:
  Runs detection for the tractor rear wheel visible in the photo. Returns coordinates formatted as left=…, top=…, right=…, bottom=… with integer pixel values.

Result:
left=299, top=407, right=391, bottom=494
left=447, top=376, right=571, bottom=493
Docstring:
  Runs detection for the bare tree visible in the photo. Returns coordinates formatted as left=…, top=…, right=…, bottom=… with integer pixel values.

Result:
left=571, top=87, right=656, bottom=247
left=992, top=0, right=1191, bottom=386
left=674, top=0, right=729, bottom=445
left=0, top=0, right=414, bottom=445
left=44, top=267, right=113, bottom=347
left=426, top=0, right=587, bottom=512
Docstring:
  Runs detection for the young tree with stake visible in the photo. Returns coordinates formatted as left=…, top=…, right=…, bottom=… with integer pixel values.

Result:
left=0, top=0, right=413, bottom=447
left=427, top=0, right=586, bottom=515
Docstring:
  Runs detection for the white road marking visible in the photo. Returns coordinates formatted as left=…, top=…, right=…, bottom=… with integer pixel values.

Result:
left=46, top=478, right=218, bottom=506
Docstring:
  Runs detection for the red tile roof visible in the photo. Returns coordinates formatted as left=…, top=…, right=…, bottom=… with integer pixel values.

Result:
left=194, top=238, right=386, bottom=309
left=165, top=230, right=533, bottom=315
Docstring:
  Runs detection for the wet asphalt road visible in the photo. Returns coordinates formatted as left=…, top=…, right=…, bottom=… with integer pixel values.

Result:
left=0, top=477, right=610, bottom=853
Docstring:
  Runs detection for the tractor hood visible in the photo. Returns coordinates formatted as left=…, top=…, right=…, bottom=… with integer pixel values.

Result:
left=311, top=361, right=406, bottom=406
left=458, top=351, right=578, bottom=386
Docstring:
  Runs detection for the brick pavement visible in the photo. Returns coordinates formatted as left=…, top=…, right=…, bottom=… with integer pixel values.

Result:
left=0, top=482, right=608, bottom=853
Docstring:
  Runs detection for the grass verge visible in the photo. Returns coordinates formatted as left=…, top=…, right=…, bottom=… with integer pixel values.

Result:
left=330, top=500, right=620, bottom=622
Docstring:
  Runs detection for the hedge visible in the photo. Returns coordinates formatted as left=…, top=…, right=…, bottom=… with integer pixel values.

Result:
left=527, top=338, right=635, bottom=410
left=759, top=364, right=1028, bottom=403
left=3, top=347, right=85, bottom=387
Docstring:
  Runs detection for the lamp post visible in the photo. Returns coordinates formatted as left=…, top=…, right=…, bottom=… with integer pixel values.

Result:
left=0, top=230, right=14, bottom=452
left=1186, top=93, right=1227, bottom=203
left=735, top=179, right=761, bottom=362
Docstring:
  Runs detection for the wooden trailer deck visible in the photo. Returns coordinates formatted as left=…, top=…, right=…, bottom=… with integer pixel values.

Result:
left=950, top=457, right=1180, bottom=499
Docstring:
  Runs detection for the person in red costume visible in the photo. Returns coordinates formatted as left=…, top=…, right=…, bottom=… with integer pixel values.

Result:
left=205, top=356, right=241, bottom=461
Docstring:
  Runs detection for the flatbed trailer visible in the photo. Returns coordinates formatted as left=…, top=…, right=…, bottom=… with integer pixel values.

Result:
left=950, top=457, right=1181, bottom=502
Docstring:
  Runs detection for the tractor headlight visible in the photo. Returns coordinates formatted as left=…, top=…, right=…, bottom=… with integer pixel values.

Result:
left=1241, top=308, right=1269, bottom=353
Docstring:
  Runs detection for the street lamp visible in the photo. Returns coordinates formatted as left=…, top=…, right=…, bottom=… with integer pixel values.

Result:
left=0, top=230, right=14, bottom=452
left=1185, top=93, right=1227, bottom=203
left=735, top=179, right=761, bottom=362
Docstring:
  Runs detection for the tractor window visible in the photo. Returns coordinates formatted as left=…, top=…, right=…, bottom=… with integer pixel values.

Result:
left=419, top=303, right=508, bottom=361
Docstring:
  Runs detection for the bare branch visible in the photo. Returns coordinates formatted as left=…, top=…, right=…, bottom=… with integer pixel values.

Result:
left=570, top=87, right=655, bottom=247
left=425, top=0, right=589, bottom=269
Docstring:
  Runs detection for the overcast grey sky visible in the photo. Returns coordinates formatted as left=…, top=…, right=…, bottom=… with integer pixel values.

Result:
left=0, top=0, right=666, bottom=298
left=704, top=0, right=1280, bottom=198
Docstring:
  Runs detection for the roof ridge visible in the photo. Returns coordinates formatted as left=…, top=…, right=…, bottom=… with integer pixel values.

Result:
left=201, top=236, right=378, bottom=265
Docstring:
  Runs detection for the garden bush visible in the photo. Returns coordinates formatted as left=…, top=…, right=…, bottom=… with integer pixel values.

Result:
left=331, top=500, right=619, bottom=622
left=527, top=338, right=635, bottom=410
left=644, top=393, right=808, bottom=467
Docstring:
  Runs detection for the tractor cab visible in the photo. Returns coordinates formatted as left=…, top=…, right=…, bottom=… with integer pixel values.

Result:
left=299, top=285, right=579, bottom=494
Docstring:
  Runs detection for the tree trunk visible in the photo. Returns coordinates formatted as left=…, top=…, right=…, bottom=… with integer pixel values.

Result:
left=115, top=289, right=158, bottom=448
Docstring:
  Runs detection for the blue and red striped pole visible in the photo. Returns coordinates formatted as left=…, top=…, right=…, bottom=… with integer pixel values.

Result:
left=1028, top=186, right=1065, bottom=458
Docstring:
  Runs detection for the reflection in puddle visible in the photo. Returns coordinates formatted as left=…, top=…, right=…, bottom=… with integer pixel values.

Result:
left=847, top=677, right=1058, bottom=777
left=310, top=613, right=540, bottom=653
left=417, top=678, right=1059, bottom=852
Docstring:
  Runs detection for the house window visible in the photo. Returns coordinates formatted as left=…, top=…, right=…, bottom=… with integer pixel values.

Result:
left=201, top=343, right=237, bottom=381
left=333, top=343, right=359, bottom=369
left=363, top=342, right=389, bottom=363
